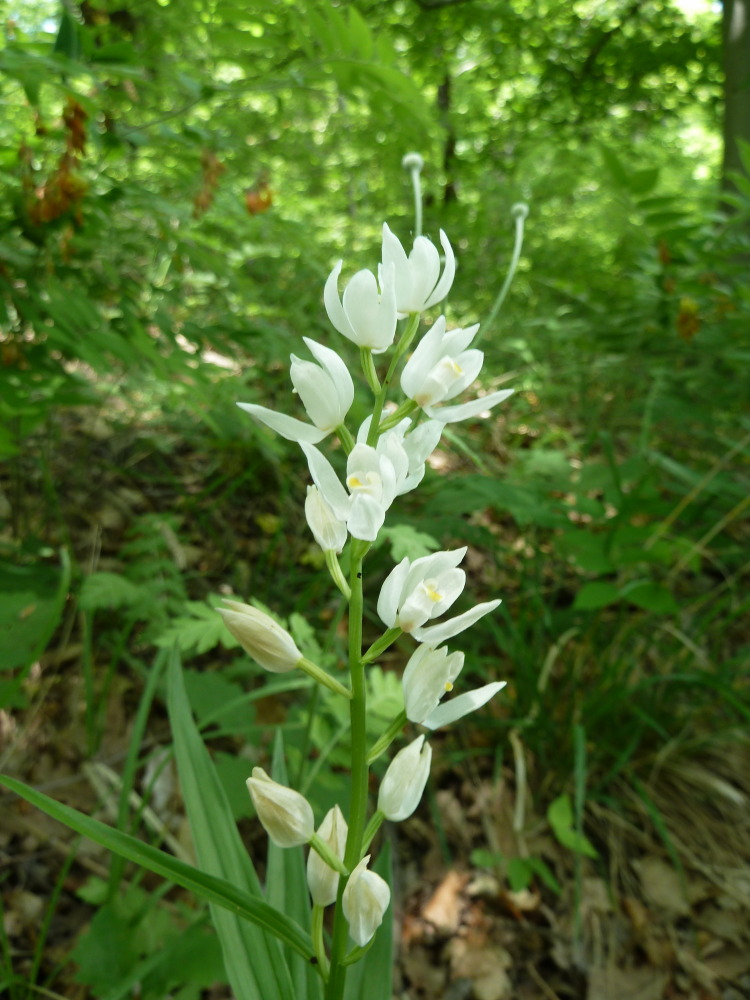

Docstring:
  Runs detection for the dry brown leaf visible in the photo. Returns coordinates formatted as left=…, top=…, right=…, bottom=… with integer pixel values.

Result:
left=448, top=936, right=513, bottom=1000
left=422, top=870, right=469, bottom=934
left=633, top=858, right=690, bottom=917
left=587, top=965, right=669, bottom=1000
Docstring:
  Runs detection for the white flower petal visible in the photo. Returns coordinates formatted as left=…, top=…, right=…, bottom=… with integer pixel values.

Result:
left=412, top=599, right=502, bottom=643
left=302, top=337, right=355, bottom=417
left=300, top=442, right=350, bottom=520
left=324, top=261, right=355, bottom=339
left=423, top=229, right=456, bottom=309
left=237, top=403, right=327, bottom=444
left=377, top=557, right=411, bottom=628
left=348, top=492, right=386, bottom=541
left=421, top=681, right=506, bottom=730
left=426, top=389, right=515, bottom=424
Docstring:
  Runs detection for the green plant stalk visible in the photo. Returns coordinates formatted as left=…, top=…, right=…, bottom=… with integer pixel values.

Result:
left=312, top=904, right=331, bottom=981
left=325, top=549, right=351, bottom=599
left=326, top=544, right=368, bottom=1000
left=366, top=313, right=421, bottom=447
left=297, top=656, right=352, bottom=700
left=368, top=710, right=407, bottom=763
left=475, top=211, right=526, bottom=345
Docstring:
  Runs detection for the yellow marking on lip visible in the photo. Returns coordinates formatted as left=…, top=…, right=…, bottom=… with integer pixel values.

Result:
left=347, top=475, right=363, bottom=489
left=444, top=681, right=454, bottom=692
left=425, top=584, right=443, bottom=602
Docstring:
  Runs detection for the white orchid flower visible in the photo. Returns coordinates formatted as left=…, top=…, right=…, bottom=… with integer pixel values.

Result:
left=342, top=856, right=390, bottom=947
left=377, top=734, right=432, bottom=822
left=377, top=547, right=501, bottom=642
left=238, top=338, right=354, bottom=444
left=402, top=644, right=507, bottom=731
left=300, top=440, right=400, bottom=542
left=401, top=316, right=514, bottom=423
left=381, top=223, right=455, bottom=315
left=357, top=416, right=442, bottom=495
left=324, top=261, right=398, bottom=353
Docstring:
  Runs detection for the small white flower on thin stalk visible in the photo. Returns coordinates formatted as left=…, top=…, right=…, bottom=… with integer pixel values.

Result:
left=401, top=315, right=514, bottom=423
left=307, top=805, right=347, bottom=907
left=300, top=440, right=400, bottom=542
left=342, top=856, right=391, bottom=947
left=246, top=768, right=314, bottom=848
left=219, top=601, right=302, bottom=672
left=324, top=261, right=398, bottom=353
left=377, top=548, right=501, bottom=643
left=377, top=734, right=432, bottom=821
left=402, top=644, right=507, bottom=730
left=381, top=223, right=455, bottom=315
left=305, top=485, right=347, bottom=554
left=237, top=338, right=354, bottom=444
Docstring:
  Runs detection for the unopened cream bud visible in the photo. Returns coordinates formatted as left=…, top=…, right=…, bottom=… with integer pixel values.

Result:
left=377, top=734, right=432, bottom=822
left=246, top=768, right=314, bottom=848
left=342, top=855, right=390, bottom=947
left=219, top=600, right=302, bottom=673
left=307, top=805, right=347, bottom=906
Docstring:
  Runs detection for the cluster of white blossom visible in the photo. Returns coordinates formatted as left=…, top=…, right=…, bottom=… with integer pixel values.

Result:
left=220, top=221, right=511, bottom=955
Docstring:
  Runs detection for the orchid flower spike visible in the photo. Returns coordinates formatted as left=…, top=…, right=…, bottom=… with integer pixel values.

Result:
left=377, top=548, right=501, bottom=643
left=324, top=260, right=398, bottom=353
left=342, top=856, right=391, bottom=947
left=377, top=734, right=432, bottom=821
left=381, top=223, right=455, bottom=315
left=246, top=768, right=314, bottom=848
left=237, top=338, right=353, bottom=444
left=401, top=316, right=514, bottom=423
left=402, top=644, right=507, bottom=730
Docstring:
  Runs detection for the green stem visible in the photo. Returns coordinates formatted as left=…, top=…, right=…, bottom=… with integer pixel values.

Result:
left=365, top=313, right=421, bottom=447
left=361, top=626, right=402, bottom=665
left=325, top=544, right=369, bottom=1000
left=297, top=657, right=352, bottom=700
left=336, top=423, right=355, bottom=454
left=361, top=809, right=385, bottom=854
left=311, top=905, right=330, bottom=981
left=360, top=348, right=381, bottom=394
left=310, top=833, right=349, bottom=876
left=325, top=549, right=351, bottom=600
left=378, top=399, right=419, bottom=433
left=367, top=711, right=407, bottom=763
left=476, top=209, right=526, bottom=346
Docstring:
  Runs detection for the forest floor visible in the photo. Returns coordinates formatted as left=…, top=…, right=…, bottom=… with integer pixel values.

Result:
left=2, top=407, right=750, bottom=1000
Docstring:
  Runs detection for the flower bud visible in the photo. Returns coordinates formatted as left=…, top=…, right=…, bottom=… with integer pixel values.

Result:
left=377, top=734, right=432, bottom=822
left=305, top=486, right=347, bottom=554
left=307, top=805, right=347, bottom=906
left=510, top=202, right=529, bottom=221
left=246, top=768, right=314, bottom=848
left=342, top=855, right=390, bottom=947
left=219, top=600, right=302, bottom=673
left=402, top=152, right=424, bottom=173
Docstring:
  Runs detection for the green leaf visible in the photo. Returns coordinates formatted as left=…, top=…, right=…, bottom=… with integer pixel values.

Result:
left=168, top=649, right=300, bottom=1000
left=379, top=524, right=440, bottom=562
left=0, top=550, right=71, bottom=679
left=619, top=581, right=679, bottom=615
left=0, top=773, right=315, bottom=966
left=572, top=581, right=620, bottom=610
left=79, top=572, right=142, bottom=612
left=547, top=795, right=598, bottom=859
